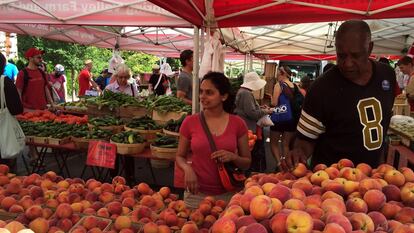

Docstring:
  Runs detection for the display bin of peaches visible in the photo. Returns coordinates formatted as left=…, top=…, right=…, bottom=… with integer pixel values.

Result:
left=69, top=215, right=111, bottom=232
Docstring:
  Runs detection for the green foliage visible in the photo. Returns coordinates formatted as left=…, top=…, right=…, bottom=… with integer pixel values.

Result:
left=122, top=51, right=159, bottom=74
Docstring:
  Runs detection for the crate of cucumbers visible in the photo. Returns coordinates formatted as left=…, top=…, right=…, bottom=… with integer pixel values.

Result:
left=150, top=133, right=179, bottom=160
left=124, top=116, right=162, bottom=147
left=88, top=116, right=124, bottom=133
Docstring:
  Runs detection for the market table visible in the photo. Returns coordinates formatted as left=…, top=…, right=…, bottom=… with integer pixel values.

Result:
left=25, top=141, right=81, bottom=177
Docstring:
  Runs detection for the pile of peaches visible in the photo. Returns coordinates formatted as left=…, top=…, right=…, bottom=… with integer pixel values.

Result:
left=0, top=164, right=227, bottom=233
left=210, top=159, right=414, bottom=233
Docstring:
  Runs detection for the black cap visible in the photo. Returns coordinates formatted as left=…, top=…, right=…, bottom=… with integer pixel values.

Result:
left=101, top=68, right=109, bottom=74
left=397, top=56, right=413, bottom=66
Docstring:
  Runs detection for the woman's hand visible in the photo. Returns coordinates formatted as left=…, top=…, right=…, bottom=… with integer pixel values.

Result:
left=211, top=150, right=237, bottom=163
left=184, top=167, right=199, bottom=194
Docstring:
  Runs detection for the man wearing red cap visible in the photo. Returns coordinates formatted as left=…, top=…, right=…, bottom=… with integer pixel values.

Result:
left=15, top=48, right=54, bottom=110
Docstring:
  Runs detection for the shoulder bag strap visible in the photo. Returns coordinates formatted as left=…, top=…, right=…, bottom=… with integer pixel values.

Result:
left=0, top=76, right=5, bottom=110
left=130, top=85, right=135, bottom=97
left=154, top=73, right=163, bottom=90
left=198, top=111, right=217, bottom=152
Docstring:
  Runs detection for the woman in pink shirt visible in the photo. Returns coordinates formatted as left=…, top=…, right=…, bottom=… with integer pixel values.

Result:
left=176, top=72, right=251, bottom=208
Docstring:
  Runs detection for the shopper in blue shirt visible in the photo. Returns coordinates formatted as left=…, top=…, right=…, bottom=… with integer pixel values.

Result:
left=3, top=60, right=18, bottom=82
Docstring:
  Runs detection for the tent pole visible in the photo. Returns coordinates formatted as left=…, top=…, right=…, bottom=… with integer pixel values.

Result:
left=192, top=26, right=200, bottom=114
left=249, top=53, right=253, bottom=71
left=244, top=53, right=247, bottom=74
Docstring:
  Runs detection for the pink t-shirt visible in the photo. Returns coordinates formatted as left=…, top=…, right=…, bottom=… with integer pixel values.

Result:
left=180, top=113, right=248, bottom=195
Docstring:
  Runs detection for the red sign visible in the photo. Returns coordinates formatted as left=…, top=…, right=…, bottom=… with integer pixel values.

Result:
left=86, top=140, right=116, bottom=169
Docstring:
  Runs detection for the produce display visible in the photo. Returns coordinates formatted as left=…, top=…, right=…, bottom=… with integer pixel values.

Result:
left=87, top=91, right=149, bottom=110
left=126, top=116, right=162, bottom=130
left=110, top=131, right=145, bottom=144
left=17, top=111, right=88, bottom=125
left=150, top=95, right=191, bottom=114
left=59, top=101, right=87, bottom=108
left=85, top=128, right=113, bottom=140
left=163, top=115, right=186, bottom=133
left=88, top=117, right=123, bottom=127
left=19, top=121, right=80, bottom=139
left=152, top=133, right=179, bottom=148
left=390, top=120, right=414, bottom=140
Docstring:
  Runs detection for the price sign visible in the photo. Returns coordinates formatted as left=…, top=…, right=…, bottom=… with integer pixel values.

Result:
left=86, top=140, right=116, bottom=169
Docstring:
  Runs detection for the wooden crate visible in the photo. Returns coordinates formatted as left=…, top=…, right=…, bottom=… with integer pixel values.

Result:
left=162, top=128, right=180, bottom=138
left=88, top=124, right=124, bottom=134
left=48, top=137, right=71, bottom=145
left=110, top=141, right=146, bottom=155
left=86, top=103, right=119, bottom=117
left=33, top=136, right=48, bottom=144
left=119, top=106, right=150, bottom=118
left=152, top=111, right=187, bottom=125
left=150, top=144, right=177, bottom=160
left=25, top=136, right=34, bottom=143
left=124, top=127, right=162, bottom=147
left=72, top=137, right=90, bottom=150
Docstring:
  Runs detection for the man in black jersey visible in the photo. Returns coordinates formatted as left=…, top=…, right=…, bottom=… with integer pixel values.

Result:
left=281, top=20, right=399, bottom=170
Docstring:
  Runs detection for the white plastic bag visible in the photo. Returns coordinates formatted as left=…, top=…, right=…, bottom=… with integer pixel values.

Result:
left=0, top=76, right=25, bottom=159
left=257, top=115, right=274, bottom=127
left=108, top=50, right=124, bottom=74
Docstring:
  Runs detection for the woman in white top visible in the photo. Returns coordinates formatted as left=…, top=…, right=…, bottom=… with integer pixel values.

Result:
left=105, top=64, right=138, bottom=97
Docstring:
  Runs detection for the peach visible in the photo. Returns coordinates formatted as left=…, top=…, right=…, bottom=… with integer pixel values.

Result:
left=326, top=213, right=352, bottom=233
left=9, top=204, right=24, bottom=213
left=57, top=218, right=73, bottom=232
left=1, top=196, right=16, bottom=210
left=215, top=199, right=227, bottom=209
left=400, top=167, right=414, bottom=182
left=367, top=211, right=387, bottom=232
left=71, top=202, right=83, bottom=213
left=325, top=167, right=340, bottom=179
left=244, top=222, right=267, bottom=233
left=107, top=201, right=123, bottom=215
left=383, top=169, right=405, bottom=187
left=292, top=180, right=313, bottom=196
left=181, top=222, right=199, bottom=233
left=358, top=178, right=382, bottom=196
left=337, top=159, right=354, bottom=169
left=19, top=196, right=34, bottom=210
left=137, top=183, right=152, bottom=195
left=28, top=217, right=49, bottom=233
left=292, top=163, right=308, bottom=178
left=262, top=183, right=277, bottom=195
left=311, top=171, right=330, bottom=186
left=376, top=164, right=394, bottom=174
left=387, top=220, right=403, bottom=233
left=321, top=180, right=345, bottom=196
left=340, top=167, right=364, bottom=181
left=271, top=198, right=283, bottom=214
left=363, top=189, right=386, bottom=211
left=211, top=217, right=235, bottom=233
left=321, top=191, right=343, bottom=202
left=249, top=195, right=274, bottom=221
left=305, top=207, right=324, bottom=219
left=25, top=205, right=43, bottom=220
left=268, top=184, right=292, bottom=203
left=96, top=208, right=110, bottom=218
left=0, top=164, right=9, bottom=175
left=224, top=205, right=244, bottom=218
left=344, top=181, right=360, bottom=195
left=5, top=221, right=25, bottom=233
left=0, top=175, right=9, bottom=186
left=190, top=210, right=204, bottom=226
left=393, top=224, right=414, bottom=233
left=236, top=215, right=257, bottom=230
left=356, top=163, right=372, bottom=177
left=244, top=185, right=264, bottom=196
left=382, top=184, right=401, bottom=202
left=401, top=183, right=414, bottom=206
left=55, top=203, right=73, bottom=219
left=321, top=198, right=346, bottom=214
left=349, top=213, right=374, bottom=233
left=380, top=202, right=401, bottom=219
left=158, top=225, right=171, bottom=233
left=284, top=199, right=305, bottom=210
left=82, top=216, right=98, bottom=230
left=346, top=197, right=368, bottom=213
left=304, top=195, right=322, bottom=208
left=286, top=210, right=313, bottom=233
left=198, top=202, right=212, bottom=216
left=270, top=211, right=289, bottom=233
left=395, top=207, right=414, bottom=224
left=99, top=192, right=115, bottom=203
left=114, top=216, right=132, bottom=230
left=313, top=219, right=325, bottom=231
left=314, top=164, right=328, bottom=172
left=240, top=193, right=255, bottom=212
left=158, top=187, right=171, bottom=199
left=323, top=223, right=345, bottom=233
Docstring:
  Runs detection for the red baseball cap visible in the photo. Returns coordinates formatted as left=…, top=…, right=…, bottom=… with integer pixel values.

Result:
left=25, top=48, right=44, bottom=59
